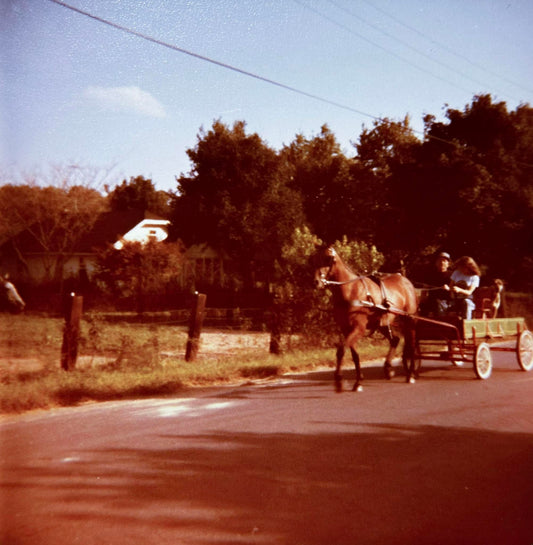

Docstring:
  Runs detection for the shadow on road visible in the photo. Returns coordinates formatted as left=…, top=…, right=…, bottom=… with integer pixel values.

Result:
left=2, top=421, right=532, bottom=544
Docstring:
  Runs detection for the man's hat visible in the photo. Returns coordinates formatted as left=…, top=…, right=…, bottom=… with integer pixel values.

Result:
left=437, top=252, right=451, bottom=260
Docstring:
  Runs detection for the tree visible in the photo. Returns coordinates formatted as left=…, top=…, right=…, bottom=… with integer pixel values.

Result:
left=0, top=165, right=107, bottom=283
left=95, top=240, right=184, bottom=313
left=107, top=175, right=170, bottom=217
left=351, top=116, right=423, bottom=264
left=171, top=120, right=305, bottom=285
left=280, top=125, right=354, bottom=242
left=423, top=95, right=533, bottom=285
left=272, top=226, right=385, bottom=347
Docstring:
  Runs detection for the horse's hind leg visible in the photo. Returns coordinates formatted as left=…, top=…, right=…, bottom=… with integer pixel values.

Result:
left=403, top=324, right=418, bottom=384
left=350, top=347, right=363, bottom=392
left=381, top=326, right=399, bottom=380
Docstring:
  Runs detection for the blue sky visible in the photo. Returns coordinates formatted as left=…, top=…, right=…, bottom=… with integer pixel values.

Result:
left=2, top=0, right=532, bottom=192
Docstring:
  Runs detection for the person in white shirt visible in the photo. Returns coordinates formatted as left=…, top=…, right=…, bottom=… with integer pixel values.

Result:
left=450, top=256, right=481, bottom=319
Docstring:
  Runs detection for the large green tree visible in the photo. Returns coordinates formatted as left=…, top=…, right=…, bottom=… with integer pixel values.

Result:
left=170, top=120, right=305, bottom=285
left=107, top=175, right=170, bottom=217
left=280, top=125, right=355, bottom=243
left=95, top=239, right=184, bottom=313
left=351, top=116, right=423, bottom=267
left=421, top=95, right=533, bottom=284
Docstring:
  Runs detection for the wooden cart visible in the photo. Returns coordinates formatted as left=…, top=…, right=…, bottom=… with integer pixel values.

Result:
left=413, top=315, right=533, bottom=379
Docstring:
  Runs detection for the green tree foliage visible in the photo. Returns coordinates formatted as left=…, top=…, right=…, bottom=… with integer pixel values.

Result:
left=107, top=175, right=170, bottom=217
left=168, top=97, right=531, bottom=289
left=95, top=240, right=184, bottom=313
left=352, top=116, right=423, bottom=260
left=421, top=95, right=533, bottom=284
left=5, top=93, right=531, bottom=299
left=280, top=125, right=354, bottom=242
left=273, top=226, right=385, bottom=345
left=170, top=120, right=305, bottom=285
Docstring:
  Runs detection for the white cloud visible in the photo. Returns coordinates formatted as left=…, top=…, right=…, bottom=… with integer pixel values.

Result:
left=83, top=86, right=166, bottom=118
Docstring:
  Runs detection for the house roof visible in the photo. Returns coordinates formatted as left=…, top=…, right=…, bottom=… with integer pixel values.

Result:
left=77, top=209, right=168, bottom=252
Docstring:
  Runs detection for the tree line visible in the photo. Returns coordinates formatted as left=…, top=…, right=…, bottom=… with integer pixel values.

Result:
left=1, top=93, right=532, bottom=310
left=172, top=94, right=533, bottom=290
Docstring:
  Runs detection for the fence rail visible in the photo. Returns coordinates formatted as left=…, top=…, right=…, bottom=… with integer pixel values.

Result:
left=95, top=307, right=268, bottom=328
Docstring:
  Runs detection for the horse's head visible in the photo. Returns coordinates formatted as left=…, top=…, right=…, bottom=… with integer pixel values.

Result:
left=312, top=246, right=337, bottom=288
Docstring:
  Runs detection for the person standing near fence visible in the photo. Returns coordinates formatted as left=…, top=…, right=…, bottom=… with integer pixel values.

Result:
left=1, top=274, right=25, bottom=313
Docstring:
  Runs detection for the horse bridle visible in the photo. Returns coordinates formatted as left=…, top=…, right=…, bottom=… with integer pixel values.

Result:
left=317, top=250, right=361, bottom=287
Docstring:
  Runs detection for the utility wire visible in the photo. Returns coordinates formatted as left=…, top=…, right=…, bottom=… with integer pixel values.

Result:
left=291, top=0, right=473, bottom=96
left=323, top=0, right=523, bottom=103
left=46, top=0, right=381, bottom=123
left=359, top=0, right=533, bottom=97
left=45, top=0, right=532, bottom=165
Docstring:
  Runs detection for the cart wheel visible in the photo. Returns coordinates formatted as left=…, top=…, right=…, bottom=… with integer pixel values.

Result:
left=517, top=330, right=533, bottom=371
left=474, top=343, right=492, bottom=380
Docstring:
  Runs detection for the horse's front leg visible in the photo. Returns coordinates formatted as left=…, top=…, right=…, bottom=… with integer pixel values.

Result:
left=334, top=343, right=345, bottom=392
left=349, top=347, right=363, bottom=392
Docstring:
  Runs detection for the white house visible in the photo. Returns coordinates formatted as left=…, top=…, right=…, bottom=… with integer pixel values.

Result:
left=0, top=210, right=170, bottom=284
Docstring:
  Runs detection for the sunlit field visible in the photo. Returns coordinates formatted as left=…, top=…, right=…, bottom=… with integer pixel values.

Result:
left=0, top=312, right=387, bottom=414
left=2, top=293, right=530, bottom=415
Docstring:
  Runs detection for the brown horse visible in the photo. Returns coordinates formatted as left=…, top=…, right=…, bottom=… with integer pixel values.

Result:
left=313, top=246, right=418, bottom=391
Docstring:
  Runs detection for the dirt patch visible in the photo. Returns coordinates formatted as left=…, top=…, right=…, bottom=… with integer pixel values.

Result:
left=197, top=331, right=270, bottom=355
left=0, top=331, right=274, bottom=375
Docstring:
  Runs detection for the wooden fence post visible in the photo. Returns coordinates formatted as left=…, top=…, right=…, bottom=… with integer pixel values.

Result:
left=61, top=293, right=83, bottom=371
left=185, top=292, right=206, bottom=362
left=269, top=288, right=282, bottom=355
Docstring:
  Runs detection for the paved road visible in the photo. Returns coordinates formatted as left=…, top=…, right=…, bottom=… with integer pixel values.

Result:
left=1, top=349, right=533, bottom=545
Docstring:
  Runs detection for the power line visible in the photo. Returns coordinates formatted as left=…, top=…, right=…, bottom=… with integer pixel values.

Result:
left=45, top=0, right=532, bottom=166
left=294, top=0, right=523, bottom=102
left=323, top=0, right=523, bottom=103
left=46, top=0, right=381, bottom=123
left=291, top=0, right=474, bottom=95
left=360, top=0, right=533, bottom=97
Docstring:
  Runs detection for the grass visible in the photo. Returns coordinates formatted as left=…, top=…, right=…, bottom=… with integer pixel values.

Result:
left=0, top=313, right=388, bottom=415
left=6, top=295, right=529, bottom=416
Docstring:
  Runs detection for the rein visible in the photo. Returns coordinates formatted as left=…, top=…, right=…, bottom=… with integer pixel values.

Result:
left=320, top=277, right=359, bottom=286
left=413, top=282, right=448, bottom=291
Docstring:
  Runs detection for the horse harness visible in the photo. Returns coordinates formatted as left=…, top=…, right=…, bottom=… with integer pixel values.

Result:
left=321, top=272, right=409, bottom=317
left=318, top=251, right=411, bottom=317
left=351, top=275, right=393, bottom=314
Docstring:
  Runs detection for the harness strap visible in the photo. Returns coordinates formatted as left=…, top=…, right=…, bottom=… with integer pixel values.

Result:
left=349, top=299, right=411, bottom=317
left=366, top=275, right=392, bottom=310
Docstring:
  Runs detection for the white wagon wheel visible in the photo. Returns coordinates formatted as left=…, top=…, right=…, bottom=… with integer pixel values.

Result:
left=517, top=330, right=533, bottom=372
left=474, top=342, right=492, bottom=380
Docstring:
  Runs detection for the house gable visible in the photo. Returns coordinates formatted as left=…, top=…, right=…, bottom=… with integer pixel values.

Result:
left=113, top=216, right=169, bottom=249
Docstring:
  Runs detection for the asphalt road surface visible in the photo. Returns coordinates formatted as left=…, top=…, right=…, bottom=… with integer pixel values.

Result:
left=1, top=348, right=533, bottom=545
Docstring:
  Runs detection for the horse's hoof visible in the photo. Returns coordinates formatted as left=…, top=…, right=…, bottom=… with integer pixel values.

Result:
left=385, top=367, right=395, bottom=380
left=352, top=384, right=363, bottom=392
left=407, top=376, right=416, bottom=384
left=335, top=381, right=343, bottom=393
